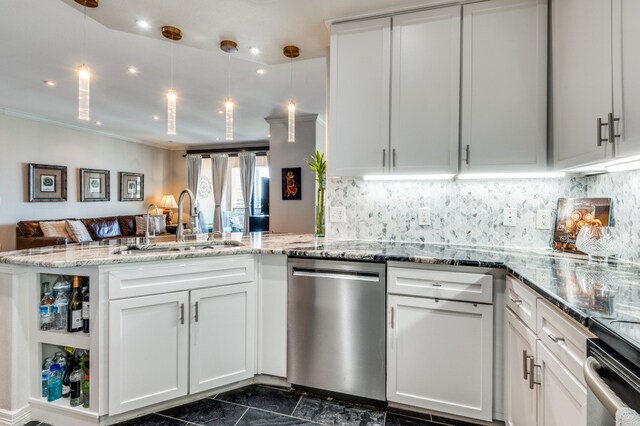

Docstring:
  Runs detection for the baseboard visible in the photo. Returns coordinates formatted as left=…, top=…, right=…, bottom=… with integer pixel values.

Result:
left=0, top=405, right=31, bottom=426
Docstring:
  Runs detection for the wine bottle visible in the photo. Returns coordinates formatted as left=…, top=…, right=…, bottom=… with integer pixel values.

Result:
left=69, top=363, right=82, bottom=407
left=82, top=280, right=90, bottom=333
left=68, top=276, right=83, bottom=333
left=62, top=354, right=75, bottom=398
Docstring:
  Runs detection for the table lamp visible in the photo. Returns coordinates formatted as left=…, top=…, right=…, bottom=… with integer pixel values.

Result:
left=159, top=194, right=178, bottom=225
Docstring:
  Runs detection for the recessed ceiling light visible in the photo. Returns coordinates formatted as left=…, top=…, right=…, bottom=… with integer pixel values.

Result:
left=249, top=47, right=260, bottom=55
left=127, top=66, right=138, bottom=74
left=268, top=133, right=271, bottom=138
left=216, top=137, right=220, bottom=141
left=43, top=80, right=55, bottom=86
left=218, top=110, right=223, bottom=115
left=95, top=121, right=102, bottom=126
left=256, top=68, right=265, bottom=75
left=136, top=20, right=150, bottom=29
left=153, top=115, right=159, bottom=121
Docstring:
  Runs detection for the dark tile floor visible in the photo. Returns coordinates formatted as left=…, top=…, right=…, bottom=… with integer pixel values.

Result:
left=112, top=384, right=483, bottom=426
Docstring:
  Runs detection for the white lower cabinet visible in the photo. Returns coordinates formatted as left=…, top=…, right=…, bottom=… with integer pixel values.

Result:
left=505, top=309, right=537, bottom=426
left=387, top=295, right=494, bottom=421
left=108, top=292, right=190, bottom=415
left=190, top=284, right=256, bottom=393
left=536, top=341, right=587, bottom=426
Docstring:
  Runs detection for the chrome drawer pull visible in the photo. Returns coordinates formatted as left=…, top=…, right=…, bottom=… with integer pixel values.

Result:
left=509, top=296, right=523, bottom=305
left=529, top=357, right=541, bottom=390
left=548, top=333, right=565, bottom=343
left=432, top=282, right=442, bottom=287
left=522, top=350, right=530, bottom=380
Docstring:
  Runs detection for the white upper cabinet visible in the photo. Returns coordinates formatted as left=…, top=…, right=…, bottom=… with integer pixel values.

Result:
left=461, top=0, right=548, bottom=172
left=329, top=17, right=391, bottom=177
left=552, top=0, right=613, bottom=169
left=612, top=0, right=640, bottom=157
left=390, top=7, right=461, bottom=174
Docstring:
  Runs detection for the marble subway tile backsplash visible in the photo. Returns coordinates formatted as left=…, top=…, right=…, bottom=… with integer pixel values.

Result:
left=326, top=169, right=640, bottom=260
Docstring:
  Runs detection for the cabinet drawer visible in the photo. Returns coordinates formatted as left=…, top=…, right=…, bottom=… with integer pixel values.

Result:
left=506, top=275, right=538, bottom=331
left=106, top=256, right=255, bottom=299
left=388, top=265, right=492, bottom=303
left=536, top=299, right=593, bottom=385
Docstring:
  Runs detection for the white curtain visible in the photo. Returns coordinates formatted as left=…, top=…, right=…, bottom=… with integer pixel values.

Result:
left=211, top=154, right=229, bottom=233
left=238, top=152, right=256, bottom=233
left=186, top=154, right=202, bottom=231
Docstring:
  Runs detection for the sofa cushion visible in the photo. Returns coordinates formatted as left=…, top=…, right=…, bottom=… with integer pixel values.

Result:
left=40, top=221, right=72, bottom=240
left=118, top=215, right=137, bottom=236
left=65, top=220, right=93, bottom=243
left=81, top=217, right=122, bottom=239
left=17, top=220, right=44, bottom=237
left=135, top=215, right=163, bottom=236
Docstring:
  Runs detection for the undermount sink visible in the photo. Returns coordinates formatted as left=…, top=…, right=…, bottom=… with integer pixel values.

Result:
left=113, top=240, right=244, bottom=255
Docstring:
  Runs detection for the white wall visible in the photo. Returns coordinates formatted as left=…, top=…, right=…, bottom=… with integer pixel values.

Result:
left=266, top=114, right=318, bottom=234
left=0, top=113, right=173, bottom=251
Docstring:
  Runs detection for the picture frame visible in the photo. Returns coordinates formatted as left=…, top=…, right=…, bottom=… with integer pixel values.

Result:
left=281, top=167, right=302, bottom=200
left=80, top=168, right=110, bottom=202
left=28, top=163, right=67, bottom=202
left=119, top=172, right=144, bottom=201
left=553, top=197, right=612, bottom=254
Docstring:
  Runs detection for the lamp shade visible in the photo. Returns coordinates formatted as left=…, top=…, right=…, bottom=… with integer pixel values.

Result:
left=159, top=194, right=178, bottom=209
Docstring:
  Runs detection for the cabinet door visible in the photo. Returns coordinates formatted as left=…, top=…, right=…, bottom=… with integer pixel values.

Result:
left=536, top=341, right=587, bottom=426
left=552, top=0, right=612, bottom=169
left=387, top=295, right=493, bottom=421
left=190, top=283, right=256, bottom=393
left=329, top=17, right=391, bottom=177
left=461, top=0, right=548, bottom=172
left=505, top=309, right=537, bottom=426
left=108, top=292, right=189, bottom=415
left=612, top=0, right=640, bottom=157
left=258, top=254, right=287, bottom=377
left=390, top=7, right=460, bottom=174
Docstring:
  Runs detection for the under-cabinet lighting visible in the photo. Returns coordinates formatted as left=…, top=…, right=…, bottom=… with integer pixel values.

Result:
left=457, top=172, right=566, bottom=180
left=606, top=160, right=640, bottom=172
left=363, top=174, right=455, bottom=181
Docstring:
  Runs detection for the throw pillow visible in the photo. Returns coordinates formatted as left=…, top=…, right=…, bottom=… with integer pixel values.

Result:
left=152, top=214, right=167, bottom=234
left=40, top=221, right=72, bottom=240
left=65, top=220, right=93, bottom=243
left=135, top=215, right=162, bottom=236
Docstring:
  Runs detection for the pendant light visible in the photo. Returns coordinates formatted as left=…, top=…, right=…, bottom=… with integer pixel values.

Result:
left=220, top=40, right=238, bottom=141
left=283, top=45, right=300, bottom=143
left=162, top=26, right=182, bottom=135
left=74, top=0, right=98, bottom=121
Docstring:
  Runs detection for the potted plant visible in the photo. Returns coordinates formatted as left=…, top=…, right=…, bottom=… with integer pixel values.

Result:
left=307, top=151, right=327, bottom=237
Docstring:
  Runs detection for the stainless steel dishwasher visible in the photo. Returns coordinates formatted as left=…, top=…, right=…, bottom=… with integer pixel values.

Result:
left=287, top=258, right=386, bottom=401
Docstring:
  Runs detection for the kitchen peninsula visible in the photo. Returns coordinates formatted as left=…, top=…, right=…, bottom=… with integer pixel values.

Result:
left=1, top=233, right=635, bottom=426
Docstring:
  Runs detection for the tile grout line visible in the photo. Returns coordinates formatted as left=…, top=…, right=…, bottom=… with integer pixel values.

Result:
left=290, top=394, right=304, bottom=417
left=213, top=397, right=324, bottom=425
left=383, top=411, right=387, bottom=425
left=153, top=412, right=201, bottom=424
left=232, top=407, right=250, bottom=426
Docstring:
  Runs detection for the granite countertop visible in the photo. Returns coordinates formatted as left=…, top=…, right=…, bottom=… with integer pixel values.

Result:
left=1, top=233, right=638, bottom=327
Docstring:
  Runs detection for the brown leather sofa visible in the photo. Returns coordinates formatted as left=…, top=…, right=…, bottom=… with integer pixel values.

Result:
left=16, top=215, right=140, bottom=249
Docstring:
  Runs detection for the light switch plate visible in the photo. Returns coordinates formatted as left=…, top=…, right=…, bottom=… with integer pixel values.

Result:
left=418, top=208, right=431, bottom=226
left=503, top=208, right=517, bottom=227
left=330, top=206, right=346, bottom=223
left=536, top=209, right=552, bottom=230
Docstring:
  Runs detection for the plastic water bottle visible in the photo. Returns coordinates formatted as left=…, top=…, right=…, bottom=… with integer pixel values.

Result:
left=39, top=282, right=54, bottom=331
left=52, top=276, right=71, bottom=298
left=53, top=351, right=67, bottom=375
left=41, top=357, right=53, bottom=398
left=48, top=364, right=62, bottom=402
left=53, top=291, right=68, bottom=330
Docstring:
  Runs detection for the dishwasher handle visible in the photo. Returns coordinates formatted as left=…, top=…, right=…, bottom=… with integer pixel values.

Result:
left=584, top=357, right=628, bottom=417
left=292, top=269, right=380, bottom=283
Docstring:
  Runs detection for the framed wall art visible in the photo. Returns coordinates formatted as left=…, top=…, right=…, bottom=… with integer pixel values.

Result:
left=553, top=197, right=612, bottom=253
left=80, top=168, right=110, bottom=202
left=119, top=172, right=144, bottom=201
left=28, top=163, right=67, bottom=202
left=281, top=167, right=301, bottom=200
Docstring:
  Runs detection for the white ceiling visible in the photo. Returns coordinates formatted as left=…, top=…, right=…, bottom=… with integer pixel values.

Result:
left=0, top=0, right=433, bottom=148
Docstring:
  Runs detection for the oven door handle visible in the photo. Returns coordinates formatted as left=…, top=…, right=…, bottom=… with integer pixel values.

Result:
left=584, top=357, right=628, bottom=417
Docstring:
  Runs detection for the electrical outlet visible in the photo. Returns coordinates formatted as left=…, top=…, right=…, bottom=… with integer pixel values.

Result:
left=503, top=208, right=517, bottom=227
left=536, top=209, right=552, bottom=230
left=330, top=206, right=346, bottom=223
left=418, top=208, right=431, bottom=226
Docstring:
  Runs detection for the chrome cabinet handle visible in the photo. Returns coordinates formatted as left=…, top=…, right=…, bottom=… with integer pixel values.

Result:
left=194, top=301, right=199, bottom=323
left=392, top=149, right=397, bottom=168
left=548, top=333, right=565, bottom=343
left=597, top=117, right=609, bottom=147
left=382, top=149, right=386, bottom=168
left=608, top=112, right=620, bottom=144
left=432, top=282, right=442, bottom=287
left=390, top=307, right=395, bottom=329
left=522, top=350, right=530, bottom=380
left=465, top=144, right=470, bottom=165
left=529, top=356, right=541, bottom=389
left=179, top=303, right=184, bottom=325
left=509, top=295, right=523, bottom=305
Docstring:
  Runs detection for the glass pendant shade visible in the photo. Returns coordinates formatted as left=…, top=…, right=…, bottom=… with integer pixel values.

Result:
left=288, top=100, right=296, bottom=142
left=78, top=65, right=90, bottom=120
left=225, top=98, right=234, bottom=141
left=167, top=89, right=177, bottom=135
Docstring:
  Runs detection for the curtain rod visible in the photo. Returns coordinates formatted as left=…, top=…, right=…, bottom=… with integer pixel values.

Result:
left=183, top=146, right=269, bottom=158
